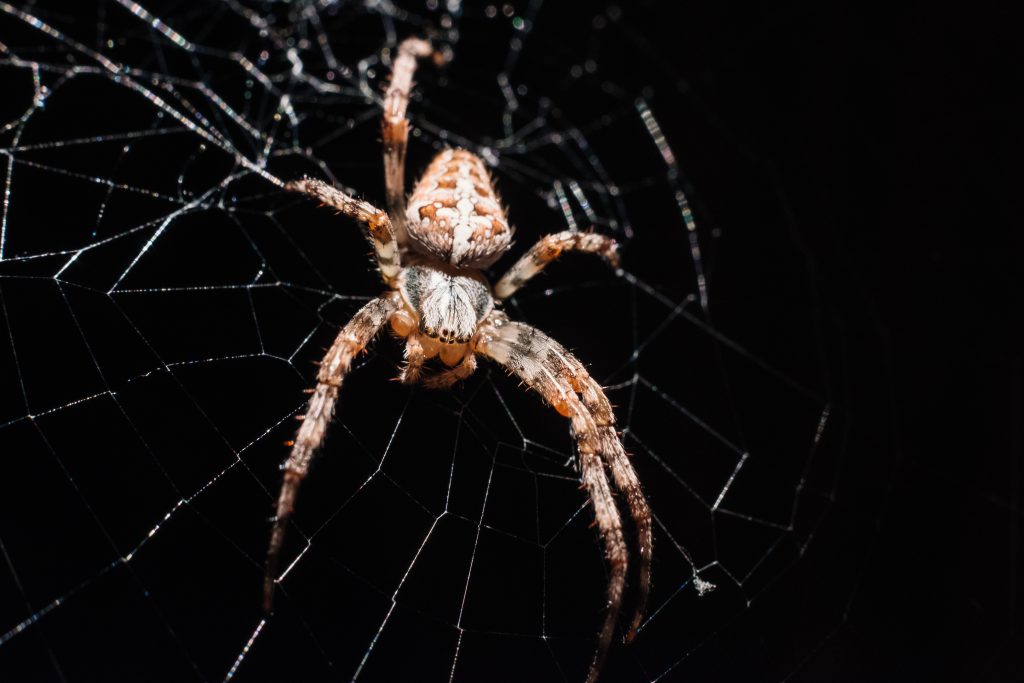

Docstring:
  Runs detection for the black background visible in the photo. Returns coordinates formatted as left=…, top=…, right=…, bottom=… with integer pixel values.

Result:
left=0, top=1, right=1019, bottom=682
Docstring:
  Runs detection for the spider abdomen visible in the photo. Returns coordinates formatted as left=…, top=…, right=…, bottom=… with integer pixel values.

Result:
left=406, top=148, right=512, bottom=268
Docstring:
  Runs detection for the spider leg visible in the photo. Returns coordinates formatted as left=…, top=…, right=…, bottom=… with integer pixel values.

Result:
left=382, top=37, right=443, bottom=247
left=529, top=337, right=652, bottom=639
left=264, top=293, right=401, bottom=613
left=478, top=314, right=641, bottom=683
left=576, top=451, right=626, bottom=683
left=493, top=230, right=620, bottom=300
left=285, top=178, right=400, bottom=285
left=418, top=353, right=477, bottom=389
left=575, top=374, right=652, bottom=641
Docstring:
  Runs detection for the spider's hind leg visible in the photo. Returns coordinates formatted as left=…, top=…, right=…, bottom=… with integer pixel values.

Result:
left=284, top=178, right=400, bottom=286
left=494, top=230, right=620, bottom=299
left=382, top=37, right=446, bottom=247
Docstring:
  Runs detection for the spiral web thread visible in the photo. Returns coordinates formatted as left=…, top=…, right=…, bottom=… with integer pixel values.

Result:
left=0, top=2, right=840, bottom=681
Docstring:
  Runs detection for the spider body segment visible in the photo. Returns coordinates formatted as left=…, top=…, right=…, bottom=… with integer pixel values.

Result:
left=266, top=38, right=652, bottom=683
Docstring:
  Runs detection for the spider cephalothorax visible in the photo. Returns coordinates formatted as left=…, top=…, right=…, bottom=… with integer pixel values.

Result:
left=265, top=38, right=652, bottom=683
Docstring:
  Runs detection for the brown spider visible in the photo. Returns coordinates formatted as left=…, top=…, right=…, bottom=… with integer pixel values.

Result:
left=265, top=37, right=652, bottom=683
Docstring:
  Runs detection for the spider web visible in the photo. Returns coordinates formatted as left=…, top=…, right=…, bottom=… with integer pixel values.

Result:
left=0, top=2, right=845, bottom=681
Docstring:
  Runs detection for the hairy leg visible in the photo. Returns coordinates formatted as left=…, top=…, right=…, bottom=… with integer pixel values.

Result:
left=382, top=37, right=442, bottom=247
left=264, top=293, right=400, bottom=612
left=536, top=343, right=653, bottom=640
left=576, top=447, right=629, bottom=683
left=493, top=230, right=620, bottom=299
left=601, top=451, right=651, bottom=640
left=285, top=178, right=400, bottom=284
left=477, top=314, right=633, bottom=683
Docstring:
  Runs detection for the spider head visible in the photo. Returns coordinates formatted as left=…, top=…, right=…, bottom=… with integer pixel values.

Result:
left=397, top=265, right=493, bottom=345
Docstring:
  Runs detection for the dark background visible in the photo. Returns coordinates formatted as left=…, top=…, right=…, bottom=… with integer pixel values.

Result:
left=0, top=1, right=1019, bottom=682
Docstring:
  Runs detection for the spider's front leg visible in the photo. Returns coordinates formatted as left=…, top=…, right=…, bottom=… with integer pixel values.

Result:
left=477, top=314, right=650, bottom=683
left=264, top=293, right=401, bottom=612
left=493, top=230, right=620, bottom=299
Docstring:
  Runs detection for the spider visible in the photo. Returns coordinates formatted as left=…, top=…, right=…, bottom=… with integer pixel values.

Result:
left=265, top=37, right=652, bottom=683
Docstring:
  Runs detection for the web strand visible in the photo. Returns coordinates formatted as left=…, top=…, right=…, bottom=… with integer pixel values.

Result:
left=0, top=2, right=838, bottom=682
